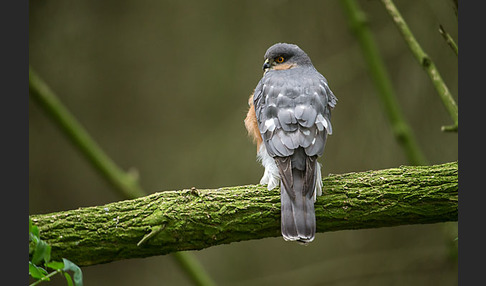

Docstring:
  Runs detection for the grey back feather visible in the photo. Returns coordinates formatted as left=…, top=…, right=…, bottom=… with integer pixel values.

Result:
left=254, top=67, right=336, bottom=158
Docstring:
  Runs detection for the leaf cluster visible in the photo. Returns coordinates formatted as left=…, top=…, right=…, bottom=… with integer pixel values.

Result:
left=29, top=218, right=83, bottom=286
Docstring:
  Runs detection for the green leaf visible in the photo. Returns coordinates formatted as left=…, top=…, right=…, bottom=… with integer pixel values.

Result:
left=29, top=219, right=40, bottom=243
left=29, top=261, right=48, bottom=280
left=32, top=240, right=51, bottom=265
left=63, top=272, right=74, bottom=286
left=63, top=258, right=83, bottom=286
left=46, top=260, right=65, bottom=271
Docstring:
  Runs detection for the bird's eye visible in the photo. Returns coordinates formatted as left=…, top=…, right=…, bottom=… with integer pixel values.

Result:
left=275, top=56, right=285, bottom=63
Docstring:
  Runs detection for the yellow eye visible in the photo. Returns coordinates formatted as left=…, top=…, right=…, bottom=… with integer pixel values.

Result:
left=275, top=56, right=285, bottom=63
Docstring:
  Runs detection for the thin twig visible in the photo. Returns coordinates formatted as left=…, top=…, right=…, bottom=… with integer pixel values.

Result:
left=451, top=0, right=458, bottom=17
left=439, top=24, right=458, bottom=56
left=441, top=124, right=458, bottom=132
left=30, top=269, right=62, bottom=286
left=339, top=0, right=428, bottom=165
left=29, top=66, right=216, bottom=286
left=172, top=252, right=217, bottom=286
left=380, top=0, right=458, bottom=129
left=29, top=66, right=145, bottom=199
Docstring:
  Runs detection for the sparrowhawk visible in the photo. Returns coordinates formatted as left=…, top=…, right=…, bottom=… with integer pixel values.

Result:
left=245, top=43, right=337, bottom=243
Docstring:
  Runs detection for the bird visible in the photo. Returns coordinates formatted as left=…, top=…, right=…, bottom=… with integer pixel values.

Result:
left=244, top=43, right=337, bottom=244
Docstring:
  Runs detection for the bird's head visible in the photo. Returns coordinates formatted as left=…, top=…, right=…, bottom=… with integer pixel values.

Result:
left=262, top=43, right=313, bottom=72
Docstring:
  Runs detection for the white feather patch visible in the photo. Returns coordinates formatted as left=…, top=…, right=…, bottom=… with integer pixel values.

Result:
left=316, top=113, right=331, bottom=134
left=264, top=119, right=276, bottom=133
left=257, top=144, right=280, bottom=190
left=314, top=162, right=323, bottom=202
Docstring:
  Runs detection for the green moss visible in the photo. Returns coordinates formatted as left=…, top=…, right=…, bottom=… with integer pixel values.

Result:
left=30, top=162, right=457, bottom=266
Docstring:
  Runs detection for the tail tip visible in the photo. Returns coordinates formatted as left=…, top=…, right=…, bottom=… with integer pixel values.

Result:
left=282, top=234, right=315, bottom=245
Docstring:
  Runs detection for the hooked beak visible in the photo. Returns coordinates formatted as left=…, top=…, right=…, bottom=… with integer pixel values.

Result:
left=262, top=59, right=271, bottom=70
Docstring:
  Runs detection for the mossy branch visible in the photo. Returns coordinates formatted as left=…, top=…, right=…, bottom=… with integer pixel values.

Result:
left=30, top=162, right=457, bottom=267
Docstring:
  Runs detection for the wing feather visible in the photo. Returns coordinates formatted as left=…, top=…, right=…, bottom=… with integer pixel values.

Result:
left=254, top=69, right=336, bottom=158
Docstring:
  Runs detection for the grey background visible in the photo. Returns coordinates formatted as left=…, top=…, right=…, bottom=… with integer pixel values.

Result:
left=29, top=0, right=458, bottom=285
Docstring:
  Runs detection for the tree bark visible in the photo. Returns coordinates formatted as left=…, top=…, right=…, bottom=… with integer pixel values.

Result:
left=30, top=162, right=458, bottom=267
